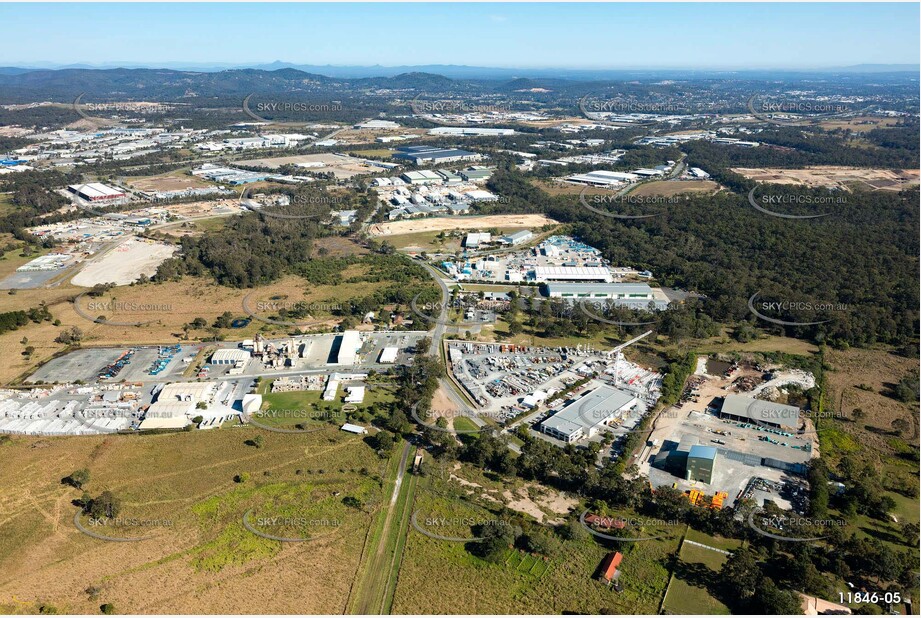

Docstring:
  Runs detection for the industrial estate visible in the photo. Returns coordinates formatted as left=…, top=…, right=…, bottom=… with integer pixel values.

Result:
left=0, top=6, right=917, bottom=617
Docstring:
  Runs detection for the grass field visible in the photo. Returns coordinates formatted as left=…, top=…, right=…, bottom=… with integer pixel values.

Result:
left=0, top=425, right=387, bottom=614
left=661, top=531, right=738, bottom=615
left=391, top=469, right=677, bottom=614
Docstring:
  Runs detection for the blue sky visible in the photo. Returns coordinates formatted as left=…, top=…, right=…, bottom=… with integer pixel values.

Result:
left=0, top=3, right=917, bottom=69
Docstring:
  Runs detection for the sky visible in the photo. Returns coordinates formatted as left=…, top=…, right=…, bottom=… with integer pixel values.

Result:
left=0, top=3, right=918, bottom=70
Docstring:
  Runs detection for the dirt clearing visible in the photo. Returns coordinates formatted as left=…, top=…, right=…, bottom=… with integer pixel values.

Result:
left=369, top=214, right=558, bottom=237
left=732, top=166, right=919, bottom=191
left=71, top=238, right=176, bottom=287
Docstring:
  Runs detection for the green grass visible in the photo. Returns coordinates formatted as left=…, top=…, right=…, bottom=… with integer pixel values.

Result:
left=392, top=473, right=677, bottom=614
left=661, top=535, right=733, bottom=615
left=684, top=527, right=744, bottom=553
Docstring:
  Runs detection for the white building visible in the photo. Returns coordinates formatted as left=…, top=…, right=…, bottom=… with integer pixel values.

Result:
left=340, top=423, right=368, bottom=435
left=378, top=347, right=399, bottom=364
left=211, top=348, right=251, bottom=366
left=333, top=331, right=362, bottom=365
left=345, top=386, right=366, bottom=404
left=541, top=385, right=637, bottom=443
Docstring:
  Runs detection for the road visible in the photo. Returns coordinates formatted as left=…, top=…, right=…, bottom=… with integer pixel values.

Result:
left=418, top=261, right=452, bottom=357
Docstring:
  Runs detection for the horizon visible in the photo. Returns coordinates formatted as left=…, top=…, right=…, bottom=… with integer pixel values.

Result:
left=0, top=3, right=918, bottom=69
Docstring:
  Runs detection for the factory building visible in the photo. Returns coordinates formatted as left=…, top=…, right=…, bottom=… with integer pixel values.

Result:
left=719, top=394, right=800, bottom=430
left=564, top=170, right=639, bottom=186
left=686, top=445, right=717, bottom=483
left=392, top=145, right=481, bottom=165
left=543, top=283, right=669, bottom=310
left=332, top=330, right=362, bottom=365
left=210, top=348, right=251, bottom=366
left=540, top=385, right=637, bottom=443
left=67, top=182, right=126, bottom=202
left=464, top=232, right=492, bottom=248
left=534, top=266, right=614, bottom=283
left=378, top=347, right=399, bottom=364
left=499, top=230, right=534, bottom=246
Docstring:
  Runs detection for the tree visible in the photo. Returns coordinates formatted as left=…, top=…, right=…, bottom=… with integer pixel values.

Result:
left=64, top=468, right=90, bottom=489
left=99, top=604, right=116, bottom=615
left=55, top=326, right=84, bottom=345
left=473, top=521, right=517, bottom=563
left=721, top=547, right=761, bottom=602
left=87, top=491, right=121, bottom=519
left=754, top=577, right=804, bottom=615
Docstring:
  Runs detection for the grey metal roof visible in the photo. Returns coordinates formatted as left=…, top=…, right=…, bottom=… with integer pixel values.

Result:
left=688, top=445, right=717, bottom=460
left=541, top=385, right=636, bottom=437
left=720, top=394, right=800, bottom=429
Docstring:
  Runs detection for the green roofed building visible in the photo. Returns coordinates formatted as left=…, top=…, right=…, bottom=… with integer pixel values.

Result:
left=686, top=445, right=717, bottom=483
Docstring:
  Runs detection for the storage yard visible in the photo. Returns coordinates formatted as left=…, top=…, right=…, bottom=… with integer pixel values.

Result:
left=638, top=356, right=818, bottom=507
left=445, top=339, right=662, bottom=442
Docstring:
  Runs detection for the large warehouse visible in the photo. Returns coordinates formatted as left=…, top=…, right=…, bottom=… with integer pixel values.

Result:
left=541, top=385, right=637, bottom=443
left=718, top=394, right=801, bottom=430
left=543, top=283, right=669, bottom=310
left=392, top=145, right=481, bottom=165
left=332, top=330, right=363, bottom=365
left=533, top=266, right=614, bottom=283
left=67, top=182, right=126, bottom=202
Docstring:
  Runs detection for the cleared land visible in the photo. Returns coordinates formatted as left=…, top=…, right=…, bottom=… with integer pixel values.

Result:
left=0, top=426, right=385, bottom=614
left=732, top=166, right=920, bottom=191
left=630, top=180, right=720, bottom=197
left=124, top=172, right=212, bottom=193
left=71, top=238, right=176, bottom=287
left=236, top=153, right=384, bottom=179
left=369, top=214, right=558, bottom=237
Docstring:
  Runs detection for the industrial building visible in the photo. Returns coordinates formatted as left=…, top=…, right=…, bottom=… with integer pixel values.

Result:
left=534, top=266, right=614, bottom=283
left=464, top=232, right=492, bottom=248
left=541, top=385, right=637, bottom=443
left=332, top=330, right=363, bottom=365
left=68, top=182, right=126, bottom=202
left=543, top=283, right=669, bottom=310
left=719, top=394, right=800, bottom=430
left=499, top=230, right=534, bottom=246
left=428, top=127, right=515, bottom=137
left=210, top=348, right=251, bottom=366
left=686, top=445, right=717, bottom=483
left=378, top=347, right=399, bottom=364
left=564, top=170, right=639, bottom=186
left=392, top=145, right=481, bottom=165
